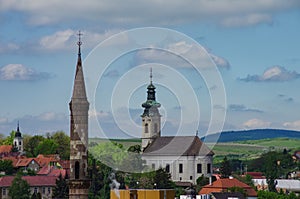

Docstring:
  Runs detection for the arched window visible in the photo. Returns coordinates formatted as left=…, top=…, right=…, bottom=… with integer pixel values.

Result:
left=145, top=123, right=148, bottom=133
left=75, top=161, right=80, bottom=179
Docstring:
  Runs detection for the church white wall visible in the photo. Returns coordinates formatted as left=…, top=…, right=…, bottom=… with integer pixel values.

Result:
left=142, top=155, right=213, bottom=184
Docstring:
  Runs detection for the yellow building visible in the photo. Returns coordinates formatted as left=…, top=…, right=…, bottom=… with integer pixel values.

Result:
left=110, top=189, right=175, bottom=199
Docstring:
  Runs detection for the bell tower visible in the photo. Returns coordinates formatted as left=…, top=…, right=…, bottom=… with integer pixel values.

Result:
left=69, top=31, right=90, bottom=199
left=141, top=68, right=161, bottom=151
left=13, top=122, right=23, bottom=152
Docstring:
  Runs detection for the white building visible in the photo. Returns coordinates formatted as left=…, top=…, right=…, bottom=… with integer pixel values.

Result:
left=141, top=70, right=214, bottom=184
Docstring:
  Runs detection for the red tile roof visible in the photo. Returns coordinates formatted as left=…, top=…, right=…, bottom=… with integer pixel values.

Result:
left=0, top=176, right=57, bottom=187
left=0, top=145, right=12, bottom=153
left=199, top=177, right=257, bottom=197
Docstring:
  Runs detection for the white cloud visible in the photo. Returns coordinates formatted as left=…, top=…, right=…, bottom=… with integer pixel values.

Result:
left=1, top=0, right=299, bottom=27
left=0, top=117, right=8, bottom=124
left=37, top=112, right=67, bottom=121
left=38, top=29, right=125, bottom=51
left=135, top=41, right=230, bottom=69
left=283, top=120, right=300, bottom=131
left=0, top=43, right=20, bottom=53
left=239, top=66, right=300, bottom=82
left=243, top=118, right=271, bottom=129
left=0, top=64, right=52, bottom=81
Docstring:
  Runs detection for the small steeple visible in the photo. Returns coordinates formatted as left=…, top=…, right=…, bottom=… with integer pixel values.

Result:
left=142, top=68, right=161, bottom=116
left=15, top=121, right=22, bottom=138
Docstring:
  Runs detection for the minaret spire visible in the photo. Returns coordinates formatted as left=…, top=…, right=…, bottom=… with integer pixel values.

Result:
left=150, top=67, right=153, bottom=84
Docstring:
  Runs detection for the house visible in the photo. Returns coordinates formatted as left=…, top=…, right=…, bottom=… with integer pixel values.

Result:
left=199, top=177, right=257, bottom=198
left=0, top=175, right=57, bottom=199
left=275, top=179, right=300, bottom=194
left=141, top=70, right=214, bottom=184
left=244, top=172, right=267, bottom=191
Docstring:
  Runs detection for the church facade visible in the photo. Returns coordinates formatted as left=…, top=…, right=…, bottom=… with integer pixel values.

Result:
left=141, top=70, right=214, bottom=184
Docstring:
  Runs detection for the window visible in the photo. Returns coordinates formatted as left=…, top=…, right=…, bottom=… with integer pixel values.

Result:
left=165, top=164, right=170, bottom=173
left=48, top=187, right=51, bottom=194
left=145, top=123, right=149, bottom=133
left=34, top=187, right=38, bottom=193
left=190, top=176, right=193, bottom=180
left=3, top=188, right=6, bottom=196
left=207, top=163, right=211, bottom=174
left=19, top=141, right=21, bottom=145
left=75, top=161, right=80, bottom=179
left=179, top=164, right=183, bottom=173
left=197, top=164, right=202, bottom=173
left=42, top=187, right=46, bottom=194
left=152, top=163, right=155, bottom=170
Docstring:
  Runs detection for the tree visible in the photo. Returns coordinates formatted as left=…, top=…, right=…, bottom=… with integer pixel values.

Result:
left=51, top=131, right=70, bottom=160
left=8, top=174, right=31, bottom=199
left=24, top=135, right=45, bottom=157
left=220, top=156, right=231, bottom=178
left=52, top=173, right=69, bottom=199
left=0, top=159, right=14, bottom=175
left=153, top=168, right=174, bottom=189
left=2, top=131, right=16, bottom=145
left=34, top=139, right=58, bottom=155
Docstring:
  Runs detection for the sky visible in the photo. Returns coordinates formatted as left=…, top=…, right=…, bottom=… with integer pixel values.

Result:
left=0, top=0, right=300, bottom=139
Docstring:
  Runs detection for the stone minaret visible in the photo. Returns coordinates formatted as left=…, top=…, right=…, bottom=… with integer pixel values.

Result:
left=141, top=68, right=161, bottom=151
left=69, top=32, right=90, bottom=199
left=13, top=122, right=23, bottom=152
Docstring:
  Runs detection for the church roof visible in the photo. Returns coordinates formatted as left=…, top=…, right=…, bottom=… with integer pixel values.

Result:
left=143, top=136, right=214, bottom=156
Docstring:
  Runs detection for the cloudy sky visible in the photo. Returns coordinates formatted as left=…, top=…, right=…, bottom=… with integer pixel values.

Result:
left=0, top=0, right=300, bottom=138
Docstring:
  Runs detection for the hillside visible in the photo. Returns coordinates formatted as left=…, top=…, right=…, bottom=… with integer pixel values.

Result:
left=202, top=129, right=300, bottom=143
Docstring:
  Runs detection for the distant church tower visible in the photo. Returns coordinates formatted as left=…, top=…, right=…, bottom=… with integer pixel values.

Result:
left=13, top=122, right=23, bottom=152
left=69, top=32, right=90, bottom=199
left=141, top=68, right=161, bottom=151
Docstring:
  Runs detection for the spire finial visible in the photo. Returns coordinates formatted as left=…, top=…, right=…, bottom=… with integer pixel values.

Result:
left=77, top=30, right=83, bottom=55
left=150, top=67, right=153, bottom=84
left=17, top=121, right=20, bottom=132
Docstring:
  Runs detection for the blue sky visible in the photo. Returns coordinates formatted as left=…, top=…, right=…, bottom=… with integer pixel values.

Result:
left=0, top=0, right=300, bottom=138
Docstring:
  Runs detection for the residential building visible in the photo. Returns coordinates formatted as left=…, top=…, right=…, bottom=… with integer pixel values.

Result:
left=199, top=177, right=257, bottom=199
left=0, top=176, right=57, bottom=199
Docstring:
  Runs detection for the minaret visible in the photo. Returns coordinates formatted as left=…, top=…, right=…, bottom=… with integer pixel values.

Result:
left=69, top=31, right=90, bottom=199
left=13, top=121, right=23, bottom=152
left=141, top=68, right=161, bottom=151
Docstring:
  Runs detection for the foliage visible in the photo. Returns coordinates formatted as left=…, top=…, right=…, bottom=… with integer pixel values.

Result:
left=2, top=131, right=16, bottom=145
left=24, top=135, right=45, bottom=157
left=257, top=190, right=299, bottom=199
left=8, top=174, right=31, bottom=199
left=0, top=159, right=14, bottom=175
left=31, top=192, right=41, bottom=199
left=52, top=173, right=69, bottom=199
left=227, top=186, right=247, bottom=196
left=34, top=139, right=58, bottom=155
left=195, top=175, right=209, bottom=192
left=51, top=131, right=70, bottom=160
left=127, top=144, right=141, bottom=153
left=220, top=156, right=232, bottom=178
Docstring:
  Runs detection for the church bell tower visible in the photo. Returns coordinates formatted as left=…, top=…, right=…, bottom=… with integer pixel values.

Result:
left=69, top=32, right=90, bottom=199
left=141, top=68, right=161, bottom=151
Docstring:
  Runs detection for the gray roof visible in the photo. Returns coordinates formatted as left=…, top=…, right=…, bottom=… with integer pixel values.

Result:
left=143, top=136, right=214, bottom=156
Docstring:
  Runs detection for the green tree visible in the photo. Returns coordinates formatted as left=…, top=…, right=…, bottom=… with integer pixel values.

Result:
left=52, top=173, right=69, bottom=199
left=51, top=131, right=70, bottom=160
left=24, top=135, right=45, bottom=157
left=153, top=168, right=174, bottom=189
left=0, top=159, right=14, bottom=175
left=220, top=156, right=232, bottom=178
left=34, top=139, right=58, bottom=155
left=3, top=131, right=16, bottom=145
left=8, top=174, right=31, bottom=199
left=31, top=192, right=41, bottom=199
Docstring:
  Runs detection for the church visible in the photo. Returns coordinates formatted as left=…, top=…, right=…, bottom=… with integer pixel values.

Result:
left=140, top=69, right=214, bottom=185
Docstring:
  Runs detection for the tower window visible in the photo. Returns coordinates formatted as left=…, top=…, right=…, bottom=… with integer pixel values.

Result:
left=166, top=164, right=170, bottom=173
left=197, top=164, right=202, bottom=173
left=75, top=161, right=80, bottom=179
left=19, top=141, right=21, bottom=145
left=179, top=164, right=183, bottom=173
left=207, top=163, right=211, bottom=174
left=145, top=123, right=149, bottom=133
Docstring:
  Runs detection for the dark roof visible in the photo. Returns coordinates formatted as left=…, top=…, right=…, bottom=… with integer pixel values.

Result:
left=143, top=136, right=214, bottom=156
left=0, top=176, right=57, bottom=187
left=211, top=192, right=246, bottom=199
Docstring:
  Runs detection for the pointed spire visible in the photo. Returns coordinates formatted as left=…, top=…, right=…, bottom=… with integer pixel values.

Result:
left=17, top=121, right=20, bottom=132
left=71, top=31, right=87, bottom=100
left=150, top=67, right=153, bottom=84
left=15, top=121, right=22, bottom=138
